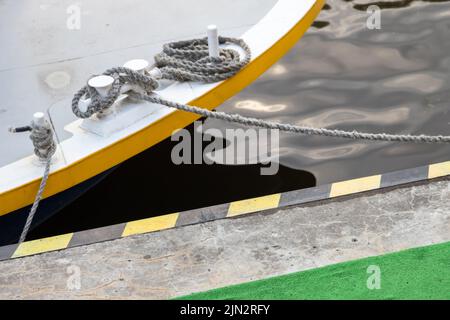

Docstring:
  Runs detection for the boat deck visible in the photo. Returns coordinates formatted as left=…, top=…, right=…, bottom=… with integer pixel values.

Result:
left=0, top=175, right=449, bottom=299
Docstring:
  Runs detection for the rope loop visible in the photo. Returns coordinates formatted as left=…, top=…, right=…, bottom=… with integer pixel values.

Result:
left=72, top=67, right=159, bottom=119
left=29, top=120, right=56, bottom=161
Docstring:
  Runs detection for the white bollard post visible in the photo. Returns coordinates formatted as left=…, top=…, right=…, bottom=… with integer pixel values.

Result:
left=123, top=59, right=149, bottom=74
left=88, top=75, right=114, bottom=97
left=122, top=59, right=153, bottom=93
left=207, top=25, right=220, bottom=59
left=87, top=75, right=115, bottom=117
left=33, top=112, right=46, bottom=127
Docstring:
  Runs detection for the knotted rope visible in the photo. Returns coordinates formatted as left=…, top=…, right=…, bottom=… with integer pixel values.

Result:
left=9, top=118, right=56, bottom=243
left=29, top=121, right=57, bottom=160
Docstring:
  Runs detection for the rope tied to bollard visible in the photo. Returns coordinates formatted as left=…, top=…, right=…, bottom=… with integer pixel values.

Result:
left=72, top=36, right=251, bottom=119
left=72, top=67, right=159, bottom=118
left=9, top=114, right=56, bottom=243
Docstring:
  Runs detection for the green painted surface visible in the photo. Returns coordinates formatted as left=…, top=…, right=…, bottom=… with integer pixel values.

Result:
left=178, top=242, right=450, bottom=300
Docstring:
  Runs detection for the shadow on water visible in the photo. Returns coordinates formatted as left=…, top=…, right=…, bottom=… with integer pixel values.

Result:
left=29, top=0, right=450, bottom=239
left=28, top=123, right=316, bottom=240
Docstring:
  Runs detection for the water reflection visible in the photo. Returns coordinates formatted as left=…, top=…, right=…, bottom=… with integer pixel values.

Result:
left=380, top=72, right=444, bottom=93
left=211, top=0, right=450, bottom=184
left=298, top=107, right=410, bottom=127
left=235, top=100, right=286, bottom=112
left=267, top=64, right=288, bottom=76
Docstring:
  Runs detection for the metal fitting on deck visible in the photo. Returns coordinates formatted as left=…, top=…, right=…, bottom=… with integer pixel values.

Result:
left=9, top=112, right=56, bottom=163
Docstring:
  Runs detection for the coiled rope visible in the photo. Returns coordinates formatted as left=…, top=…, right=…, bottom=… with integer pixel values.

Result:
left=9, top=119, right=56, bottom=243
left=155, top=36, right=251, bottom=82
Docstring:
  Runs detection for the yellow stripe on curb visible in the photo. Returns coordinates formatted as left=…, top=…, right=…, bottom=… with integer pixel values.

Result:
left=227, top=194, right=281, bottom=217
left=12, top=233, right=73, bottom=258
left=122, top=213, right=179, bottom=237
left=330, top=175, right=381, bottom=198
left=428, top=161, right=450, bottom=179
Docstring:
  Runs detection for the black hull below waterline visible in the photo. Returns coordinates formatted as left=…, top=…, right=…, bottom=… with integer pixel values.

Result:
left=0, top=168, right=115, bottom=246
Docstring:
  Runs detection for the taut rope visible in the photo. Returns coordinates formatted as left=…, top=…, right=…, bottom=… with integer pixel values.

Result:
left=134, top=94, right=450, bottom=143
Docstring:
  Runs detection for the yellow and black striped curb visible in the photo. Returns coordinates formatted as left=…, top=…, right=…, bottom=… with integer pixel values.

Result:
left=0, top=160, right=449, bottom=262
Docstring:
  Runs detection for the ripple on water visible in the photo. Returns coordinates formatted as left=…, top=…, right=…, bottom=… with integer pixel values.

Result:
left=215, top=0, right=450, bottom=184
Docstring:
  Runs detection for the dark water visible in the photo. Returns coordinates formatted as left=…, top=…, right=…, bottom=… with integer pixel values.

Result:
left=214, top=0, right=450, bottom=185
left=30, top=0, right=450, bottom=239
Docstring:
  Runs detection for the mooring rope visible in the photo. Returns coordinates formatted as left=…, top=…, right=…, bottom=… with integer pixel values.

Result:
left=18, top=159, right=51, bottom=243
left=135, top=94, right=450, bottom=143
left=9, top=119, right=56, bottom=243
left=72, top=36, right=450, bottom=144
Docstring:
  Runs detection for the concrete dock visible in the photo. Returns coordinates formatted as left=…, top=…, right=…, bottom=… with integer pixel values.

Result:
left=0, top=177, right=449, bottom=299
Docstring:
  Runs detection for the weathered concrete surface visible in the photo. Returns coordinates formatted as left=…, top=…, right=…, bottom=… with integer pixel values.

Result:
left=1, top=178, right=450, bottom=299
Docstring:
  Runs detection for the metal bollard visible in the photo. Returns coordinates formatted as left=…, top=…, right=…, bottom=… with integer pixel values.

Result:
left=86, top=75, right=115, bottom=117
left=87, top=75, right=114, bottom=97
left=123, top=59, right=149, bottom=74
